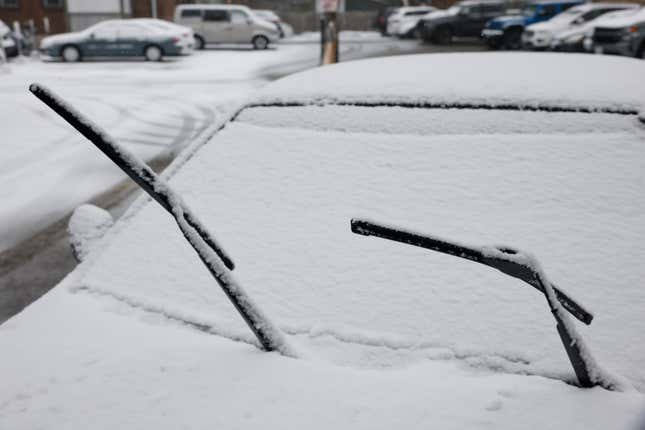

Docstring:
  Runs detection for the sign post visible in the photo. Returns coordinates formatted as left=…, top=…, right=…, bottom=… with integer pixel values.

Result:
left=316, top=0, right=345, bottom=65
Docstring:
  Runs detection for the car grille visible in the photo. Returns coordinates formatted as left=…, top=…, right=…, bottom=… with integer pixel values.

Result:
left=523, top=30, right=534, bottom=38
left=593, top=27, right=623, bottom=44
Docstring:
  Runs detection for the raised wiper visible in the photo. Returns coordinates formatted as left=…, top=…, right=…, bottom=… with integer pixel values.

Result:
left=31, top=83, right=296, bottom=357
left=351, top=218, right=614, bottom=389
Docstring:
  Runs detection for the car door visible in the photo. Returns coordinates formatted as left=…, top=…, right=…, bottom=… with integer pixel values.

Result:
left=84, top=22, right=120, bottom=57
left=229, top=9, right=253, bottom=43
left=202, top=9, right=232, bottom=43
left=461, top=5, right=487, bottom=37
left=116, top=22, right=149, bottom=57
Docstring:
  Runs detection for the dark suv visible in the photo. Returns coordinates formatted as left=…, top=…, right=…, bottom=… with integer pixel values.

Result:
left=591, top=10, right=645, bottom=59
left=419, top=0, right=507, bottom=44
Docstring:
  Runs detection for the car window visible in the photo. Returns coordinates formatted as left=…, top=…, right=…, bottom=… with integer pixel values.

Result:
left=91, top=23, right=119, bottom=39
left=404, top=10, right=431, bottom=16
left=537, top=4, right=557, bottom=16
left=230, top=10, right=248, bottom=24
left=204, top=9, right=230, bottom=22
left=581, top=8, right=615, bottom=22
left=481, top=4, right=504, bottom=16
left=181, top=9, right=202, bottom=18
left=118, top=23, right=149, bottom=38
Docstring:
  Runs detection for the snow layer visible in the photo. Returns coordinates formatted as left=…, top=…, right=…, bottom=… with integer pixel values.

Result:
left=79, top=107, right=645, bottom=391
left=67, top=204, right=113, bottom=261
left=253, top=53, right=645, bottom=113
left=1, top=285, right=643, bottom=429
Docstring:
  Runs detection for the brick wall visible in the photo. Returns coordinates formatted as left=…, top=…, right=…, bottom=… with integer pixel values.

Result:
left=0, top=0, right=67, bottom=34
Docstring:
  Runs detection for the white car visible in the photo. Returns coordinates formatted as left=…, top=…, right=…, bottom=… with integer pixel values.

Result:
left=3, top=54, right=645, bottom=428
left=386, top=6, right=436, bottom=37
left=522, top=2, right=638, bottom=49
left=551, top=7, right=641, bottom=51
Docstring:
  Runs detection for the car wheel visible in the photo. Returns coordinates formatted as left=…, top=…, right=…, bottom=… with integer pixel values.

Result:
left=252, top=35, right=269, bottom=50
left=194, top=35, right=205, bottom=50
left=61, top=45, right=81, bottom=62
left=637, top=43, right=645, bottom=60
left=434, top=26, right=452, bottom=44
left=144, top=45, right=163, bottom=62
left=503, top=28, right=523, bottom=50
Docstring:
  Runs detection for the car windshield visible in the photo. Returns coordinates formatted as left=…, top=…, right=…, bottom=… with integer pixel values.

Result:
left=522, top=4, right=540, bottom=15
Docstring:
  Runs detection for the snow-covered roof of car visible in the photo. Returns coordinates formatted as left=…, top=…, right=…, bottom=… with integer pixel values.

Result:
left=252, top=53, right=645, bottom=113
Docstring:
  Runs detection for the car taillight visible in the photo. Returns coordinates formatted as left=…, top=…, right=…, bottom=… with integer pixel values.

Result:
left=628, top=26, right=638, bottom=33
left=172, top=37, right=180, bottom=43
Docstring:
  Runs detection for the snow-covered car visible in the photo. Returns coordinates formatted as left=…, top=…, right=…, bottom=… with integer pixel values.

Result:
left=39, top=19, right=192, bottom=62
left=4, top=53, right=645, bottom=428
left=1, top=19, right=18, bottom=58
left=132, top=18, right=195, bottom=53
left=387, top=6, right=436, bottom=37
left=551, top=7, right=641, bottom=51
left=522, top=2, right=638, bottom=50
left=590, top=7, right=645, bottom=58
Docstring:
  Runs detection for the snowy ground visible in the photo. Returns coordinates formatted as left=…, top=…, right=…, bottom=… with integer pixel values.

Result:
left=0, top=35, right=422, bottom=254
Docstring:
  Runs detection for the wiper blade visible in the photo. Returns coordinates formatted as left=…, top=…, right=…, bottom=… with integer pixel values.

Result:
left=351, top=218, right=593, bottom=325
left=350, top=218, right=615, bottom=389
left=31, top=83, right=295, bottom=357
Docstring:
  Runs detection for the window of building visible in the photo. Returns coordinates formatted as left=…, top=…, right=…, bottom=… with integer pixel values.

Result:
left=42, top=0, right=63, bottom=8
left=0, top=0, right=19, bottom=9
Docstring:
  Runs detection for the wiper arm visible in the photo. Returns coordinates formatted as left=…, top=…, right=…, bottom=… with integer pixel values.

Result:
left=351, top=218, right=614, bottom=389
left=351, top=218, right=593, bottom=325
left=31, top=83, right=296, bottom=357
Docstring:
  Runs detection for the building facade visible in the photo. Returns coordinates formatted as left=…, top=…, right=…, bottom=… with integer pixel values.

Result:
left=0, top=0, right=67, bottom=34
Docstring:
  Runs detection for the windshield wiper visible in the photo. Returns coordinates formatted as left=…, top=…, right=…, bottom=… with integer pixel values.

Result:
left=30, top=83, right=296, bottom=357
left=351, top=218, right=613, bottom=389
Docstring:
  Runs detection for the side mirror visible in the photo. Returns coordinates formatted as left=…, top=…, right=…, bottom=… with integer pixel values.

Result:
left=572, top=17, right=583, bottom=25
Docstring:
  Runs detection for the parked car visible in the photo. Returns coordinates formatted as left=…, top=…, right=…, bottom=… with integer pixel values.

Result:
left=39, top=19, right=193, bottom=62
left=174, top=4, right=280, bottom=50
left=522, top=3, right=637, bottom=50
left=1, top=19, right=18, bottom=58
left=387, top=6, right=436, bottom=38
left=590, top=7, right=645, bottom=58
left=375, top=6, right=402, bottom=35
left=132, top=18, right=195, bottom=51
left=11, top=52, right=645, bottom=429
left=551, top=7, right=640, bottom=51
left=419, top=0, right=507, bottom=44
left=481, top=0, right=584, bottom=49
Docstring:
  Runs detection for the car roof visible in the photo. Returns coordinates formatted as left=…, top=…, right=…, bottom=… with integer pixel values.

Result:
left=177, top=3, right=251, bottom=11
left=528, top=0, right=584, bottom=5
left=252, top=53, right=645, bottom=114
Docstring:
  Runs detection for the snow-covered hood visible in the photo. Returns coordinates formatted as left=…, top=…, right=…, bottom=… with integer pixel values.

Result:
left=487, top=15, right=526, bottom=29
left=421, top=8, right=457, bottom=22
left=40, top=32, right=85, bottom=49
left=594, top=7, right=645, bottom=28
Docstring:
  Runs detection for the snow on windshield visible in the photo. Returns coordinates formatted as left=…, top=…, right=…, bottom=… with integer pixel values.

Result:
left=81, top=104, right=645, bottom=390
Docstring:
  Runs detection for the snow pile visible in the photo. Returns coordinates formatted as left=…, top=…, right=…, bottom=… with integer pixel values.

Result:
left=67, top=204, right=113, bottom=261
left=253, top=53, right=645, bottom=113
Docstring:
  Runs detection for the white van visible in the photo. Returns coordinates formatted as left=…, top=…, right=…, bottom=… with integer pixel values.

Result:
left=174, top=4, right=281, bottom=50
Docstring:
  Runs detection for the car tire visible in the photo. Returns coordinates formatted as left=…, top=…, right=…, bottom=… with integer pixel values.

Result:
left=252, top=35, right=269, bottom=50
left=144, top=45, right=163, bottom=62
left=433, top=26, right=452, bottom=44
left=61, top=45, right=81, bottom=62
left=503, top=28, right=523, bottom=50
left=194, top=35, right=205, bottom=50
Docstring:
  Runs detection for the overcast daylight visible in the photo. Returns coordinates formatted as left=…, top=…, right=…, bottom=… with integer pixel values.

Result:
left=1, top=0, right=645, bottom=429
